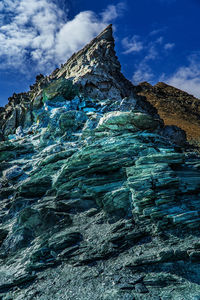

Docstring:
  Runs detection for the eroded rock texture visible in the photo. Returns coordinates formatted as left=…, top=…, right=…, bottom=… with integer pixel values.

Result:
left=137, top=81, right=200, bottom=147
left=0, top=25, right=200, bottom=300
left=0, top=25, right=157, bottom=139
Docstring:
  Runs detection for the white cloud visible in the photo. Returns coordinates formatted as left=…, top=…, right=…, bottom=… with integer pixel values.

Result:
left=125, top=31, right=175, bottom=84
left=156, top=36, right=164, bottom=44
left=164, top=43, right=175, bottom=50
left=132, top=62, right=153, bottom=84
left=144, top=45, right=158, bottom=61
left=101, top=2, right=126, bottom=23
left=122, top=35, right=143, bottom=54
left=0, top=3, right=4, bottom=11
left=149, top=28, right=166, bottom=36
left=0, top=0, right=123, bottom=74
left=131, top=38, right=162, bottom=84
left=164, top=55, right=200, bottom=98
left=55, top=11, right=106, bottom=61
left=0, top=0, right=64, bottom=71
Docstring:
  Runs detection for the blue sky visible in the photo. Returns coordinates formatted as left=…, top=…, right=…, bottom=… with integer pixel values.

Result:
left=0, top=0, right=200, bottom=106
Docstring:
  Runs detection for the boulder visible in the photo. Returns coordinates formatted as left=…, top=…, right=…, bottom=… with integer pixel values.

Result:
left=3, top=166, right=24, bottom=181
left=97, top=111, right=161, bottom=132
left=48, top=231, right=83, bottom=251
left=161, top=125, right=187, bottom=146
left=2, top=227, right=34, bottom=253
left=102, top=187, right=131, bottom=216
left=19, top=175, right=52, bottom=197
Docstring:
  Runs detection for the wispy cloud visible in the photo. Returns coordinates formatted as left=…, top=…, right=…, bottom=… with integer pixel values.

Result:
left=132, top=62, right=153, bottom=83
left=163, top=54, right=200, bottom=98
left=149, top=27, right=167, bottom=36
left=164, top=43, right=175, bottom=50
left=122, top=35, right=143, bottom=54
left=130, top=36, right=163, bottom=84
left=101, top=2, right=126, bottom=23
left=131, top=43, right=159, bottom=84
left=122, top=30, right=175, bottom=84
left=0, top=0, right=124, bottom=74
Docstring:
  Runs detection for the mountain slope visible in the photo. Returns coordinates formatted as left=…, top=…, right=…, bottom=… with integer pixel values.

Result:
left=137, top=81, right=200, bottom=147
left=0, top=25, right=200, bottom=300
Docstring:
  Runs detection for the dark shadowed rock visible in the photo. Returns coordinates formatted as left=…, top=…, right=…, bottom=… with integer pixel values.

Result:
left=19, top=176, right=52, bottom=197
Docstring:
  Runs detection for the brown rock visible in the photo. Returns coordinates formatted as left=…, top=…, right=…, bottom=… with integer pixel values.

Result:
left=137, top=81, right=200, bottom=147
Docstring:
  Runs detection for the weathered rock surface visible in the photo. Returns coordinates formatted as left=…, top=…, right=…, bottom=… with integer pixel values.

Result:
left=0, top=25, right=158, bottom=139
left=137, top=81, right=200, bottom=147
left=0, top=25, right=200, bottom=300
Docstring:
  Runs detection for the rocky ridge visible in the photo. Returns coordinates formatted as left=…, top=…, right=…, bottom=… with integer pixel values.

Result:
left=0, top=25, right=157, bottom=139
left=137, top=81, right=200, bottom=147
left=0, top=25, right=200, bottom=300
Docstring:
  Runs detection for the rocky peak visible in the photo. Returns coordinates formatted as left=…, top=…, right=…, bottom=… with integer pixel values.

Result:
left=50, top=24, right=136, bottom=101
left=0, top=25, right=158, bottom=139
left=1, top=26, right=200, bottom=300
left=137, top=81, right=200, bottom=146
left=54, top=24, right=120, bottom=79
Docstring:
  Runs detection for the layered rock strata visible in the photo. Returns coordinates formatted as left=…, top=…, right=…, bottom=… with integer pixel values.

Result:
left=0, top=25, right=157, bottom=139
left=0, top=25, right=200, bottom=300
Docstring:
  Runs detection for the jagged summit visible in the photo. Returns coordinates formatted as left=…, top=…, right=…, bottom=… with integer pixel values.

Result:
left=54, top=24, right=118, bottom=80
left=51, top=23, right=137, bottom=102
left=50, top=24, right=125, bottom=99
left=0, top=25, right=157, bottom=139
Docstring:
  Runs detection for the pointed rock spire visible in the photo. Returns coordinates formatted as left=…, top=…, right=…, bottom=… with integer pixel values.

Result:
left=52, top=24, right=124, bottom=101
left=0, top=25, right=159, bottom=138
left=50, top=24, right=136, bottom=101
left=54, top=24, right=119, bottom=77
left=51, top=24, right=157, bottom=115
left=97, top=23, right=114, bottom=40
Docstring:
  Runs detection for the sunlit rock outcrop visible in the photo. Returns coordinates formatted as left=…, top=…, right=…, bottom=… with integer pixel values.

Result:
left=137, top=81, right=200, bottom=147
left=0, top=25, right=200, bottom=300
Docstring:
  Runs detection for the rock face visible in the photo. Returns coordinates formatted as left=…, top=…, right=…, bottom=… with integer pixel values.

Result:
left=0, top=25, right=200, bottom=300
left=137, top=81, right=200, bottom=147
left=0, top=25, right=157, bottom=139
